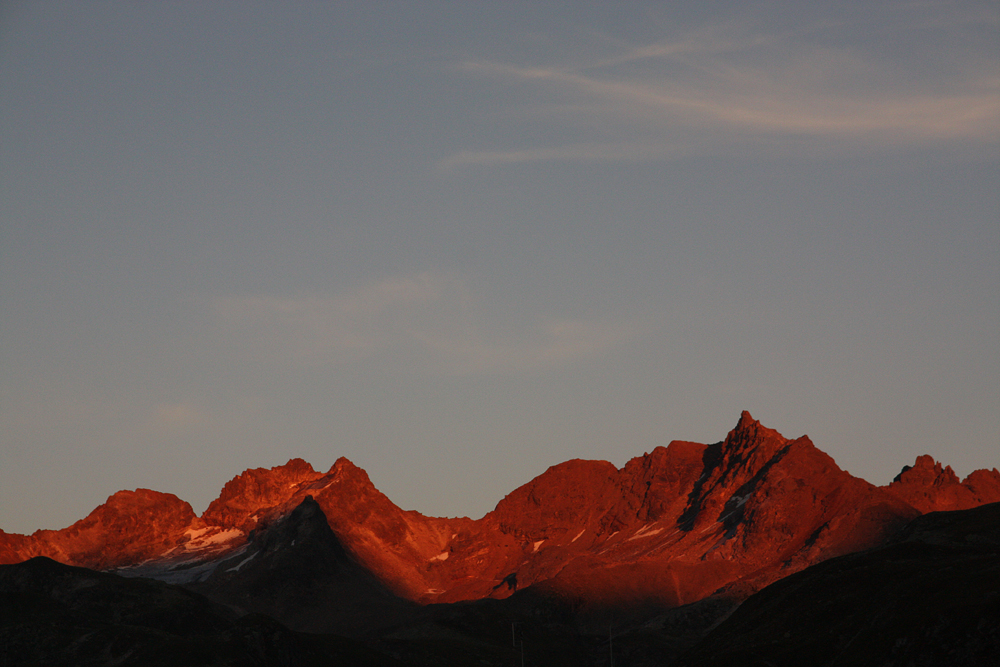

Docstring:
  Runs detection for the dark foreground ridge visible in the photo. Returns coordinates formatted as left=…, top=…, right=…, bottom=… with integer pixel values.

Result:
left=673, top=501, right=1000, bottom=667
left=0, top=555, right=401, bottom=667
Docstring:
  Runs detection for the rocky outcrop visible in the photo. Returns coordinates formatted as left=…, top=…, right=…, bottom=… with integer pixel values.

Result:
left=883, top=454, right=1000, bottom=513
left=202, top=458, right=324, bottom=532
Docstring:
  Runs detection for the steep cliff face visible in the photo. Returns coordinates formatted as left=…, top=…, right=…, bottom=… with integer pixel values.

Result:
left=3, top=412, right=998, bottom=617
left=674, top=418, right=920, bottom=572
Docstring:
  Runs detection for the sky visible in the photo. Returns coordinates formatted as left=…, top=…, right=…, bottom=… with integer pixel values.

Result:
left=1, top=1, right=998, bottom=535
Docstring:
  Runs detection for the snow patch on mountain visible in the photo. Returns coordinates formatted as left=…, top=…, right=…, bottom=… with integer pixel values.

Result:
left=225, top=552, right=257, bottom=573
left=183, top=528, right=244, bottom=551
left=628, top=524, right=664, bottom=541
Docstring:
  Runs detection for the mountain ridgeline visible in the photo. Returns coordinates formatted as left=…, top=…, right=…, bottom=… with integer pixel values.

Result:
left=2, top=412, right=999, bottom=666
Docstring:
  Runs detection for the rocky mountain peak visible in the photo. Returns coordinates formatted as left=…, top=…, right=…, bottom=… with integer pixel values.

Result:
left=1, top=489, right=201, bottom=570
left=97, top=488, right=197, bottom=522
left=964, top=468, right=1000, bottom=498
left=891, top=454, right=959, bottom=485
left=883, top=454, right=1000, bottom=513
left=675, top=413, right=794, bottom=531
left=721, top=411, right=788, bottom=460
left=202, top=459, right=324, bottom=531
left=328, top=457, right=374, bottom=486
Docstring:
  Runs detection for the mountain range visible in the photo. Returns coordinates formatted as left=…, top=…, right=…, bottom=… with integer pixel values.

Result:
left=2, top=411, right=999, bottom=665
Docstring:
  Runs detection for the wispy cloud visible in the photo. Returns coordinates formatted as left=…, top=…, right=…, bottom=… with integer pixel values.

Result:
left=439, top=142, right=677, bottom=169
left=414, top=315, right=641, bottom=375
left=213, top=273, right=453, bottom=364
left=151, top=402, right=210, bottom=430
left=444, top=10, right=999, bottom=167
left=212, top=273, right=641, bottom=374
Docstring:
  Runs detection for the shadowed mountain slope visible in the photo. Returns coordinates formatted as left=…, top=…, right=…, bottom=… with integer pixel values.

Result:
left=673, top=501, right=1000, bottom=667
left=188, top=495, right=417, bottom=636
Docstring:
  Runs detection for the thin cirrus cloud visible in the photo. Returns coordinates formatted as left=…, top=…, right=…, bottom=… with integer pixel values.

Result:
left=412, top=316, right=642, bottom=376
left=443, top=18, right=999, bottom=167
left=211, top=273, right=641, bottom=375
left=150, top=402, right=211, bottom=431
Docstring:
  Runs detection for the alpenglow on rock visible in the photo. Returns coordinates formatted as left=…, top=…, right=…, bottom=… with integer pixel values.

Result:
left=2, top=412, right=998, bottom=614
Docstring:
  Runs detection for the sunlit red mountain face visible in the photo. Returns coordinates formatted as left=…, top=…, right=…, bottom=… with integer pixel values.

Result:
left=2, top=412, right=998, bottom=614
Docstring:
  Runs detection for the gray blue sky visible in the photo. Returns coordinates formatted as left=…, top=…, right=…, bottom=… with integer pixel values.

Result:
left=1, top=1, right=997, bottom=534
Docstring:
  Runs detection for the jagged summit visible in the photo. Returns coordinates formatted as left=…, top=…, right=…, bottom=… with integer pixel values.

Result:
left=203, top=458, right=324, bottom=531
left=883, top=454, right=1000, bottom=513
left=892, top=454, right=956, bottom=483
left=733, top=409, right=775, bottom=439
left=328, top=456, right=368, bottom=477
